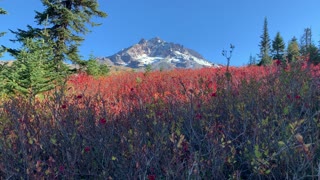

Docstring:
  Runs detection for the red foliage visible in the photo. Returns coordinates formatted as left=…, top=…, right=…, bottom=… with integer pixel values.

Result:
left=99, top=118, right=107, bottom=125
left=59, top=165, right=65, bottom=172
left=2, top=63, right=320, bottom=178
left=76, top=95, right=83, bottom=99
left=67, top=66, right=275, bottom=116
left=148, top=174, right=156, bottom=180
left=84, top=146, right=90, bottom=153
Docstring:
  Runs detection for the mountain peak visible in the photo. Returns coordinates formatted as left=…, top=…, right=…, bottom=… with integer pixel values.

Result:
left=98, top=38, right=220, bottom=70
left=138, top=38, right=147, bottom=44
left=149, top=37, right=163, bottom=43
left=138, top=37, right=164, bottom=45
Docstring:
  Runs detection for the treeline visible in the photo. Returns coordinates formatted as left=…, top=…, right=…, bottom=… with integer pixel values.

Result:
left=0, top=1, right=108, bottom=100
left=250, top=17, right=320, bottom=66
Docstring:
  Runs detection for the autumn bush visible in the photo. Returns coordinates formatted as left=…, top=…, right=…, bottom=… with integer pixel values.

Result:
left=0, top=63, right=320, bottom=179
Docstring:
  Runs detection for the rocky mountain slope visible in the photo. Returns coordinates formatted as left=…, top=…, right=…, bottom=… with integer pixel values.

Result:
left=97, top=37, right=220, bottom=70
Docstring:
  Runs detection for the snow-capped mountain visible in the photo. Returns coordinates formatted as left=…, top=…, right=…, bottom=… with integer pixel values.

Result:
left=98, top=37, right=220, bottom=70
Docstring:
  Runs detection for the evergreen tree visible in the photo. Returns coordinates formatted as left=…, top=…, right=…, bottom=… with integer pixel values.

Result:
left=287, top=37, right=300, bottom=63
left=258, top=17, right=272, bottom=65
left=144, top=64, right=152, bottom=74
left=248, top=54, right=257, bottom=66
left=300, top=28, right=312, bottom=57
left=299, top=28, right=320, bottom=64
left=308, top=44, right=320, bottom=64
left=99, top=63, right=110, bottom=76
left=10, top=0, right=107, bottom=70
left=0, top=63, right=10, bottom=97
left=82, top=55, right=109, bottom=76
left=0, top=7, right=7, bottom=96
left=4, top=37, right=57, bottom=100
left=272, top=32, right=285, bottom=62
left=86, top=58, right=100, bottom=76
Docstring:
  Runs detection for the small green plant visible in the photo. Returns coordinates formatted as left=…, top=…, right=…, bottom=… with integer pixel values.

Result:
left=85, top=55, right=110, bottom=76
left=144, top=64, right=152, bottom=75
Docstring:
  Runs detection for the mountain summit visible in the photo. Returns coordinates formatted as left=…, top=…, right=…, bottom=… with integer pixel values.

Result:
left=98, top=37, right=219, bottom=70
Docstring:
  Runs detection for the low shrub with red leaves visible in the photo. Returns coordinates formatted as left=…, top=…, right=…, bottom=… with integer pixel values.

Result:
left=0, top=64, right=320, bottom=179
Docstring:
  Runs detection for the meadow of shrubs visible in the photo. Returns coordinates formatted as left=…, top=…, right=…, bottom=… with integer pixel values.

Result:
left=0, top=61, right=320, bottom=179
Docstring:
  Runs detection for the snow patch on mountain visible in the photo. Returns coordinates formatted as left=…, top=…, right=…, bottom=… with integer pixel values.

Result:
left=173, top=51, right=213, bottom=67
left=168, top=58, right=182, bottom=63
left=135, top=54, right=164, bottom=66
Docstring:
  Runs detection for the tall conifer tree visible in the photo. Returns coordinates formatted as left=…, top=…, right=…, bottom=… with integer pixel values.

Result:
left=300, top=28, right=312, bottom=57
left=308, top=44, right=320, bottom=64
left=10, top=0, right=107, bottom=70
left=272, top=32, right=285, bottom=62
left=299, top=28, right=320, bottom=64
left=287, top=37, right=300, bottom=63
left=258, top=17, right=272, bottom=65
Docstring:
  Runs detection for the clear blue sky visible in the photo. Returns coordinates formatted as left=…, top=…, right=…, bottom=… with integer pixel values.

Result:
left=0, top=0, right=320, bottom=66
